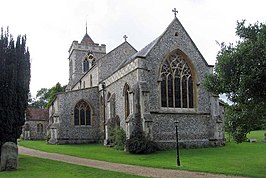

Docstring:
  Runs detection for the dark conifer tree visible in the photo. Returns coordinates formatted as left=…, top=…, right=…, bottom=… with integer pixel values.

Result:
left=0, top=28, right=31, bottom=154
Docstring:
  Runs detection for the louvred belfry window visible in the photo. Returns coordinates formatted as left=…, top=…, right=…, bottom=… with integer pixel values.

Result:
left=160, top=52, right=194, bottom=109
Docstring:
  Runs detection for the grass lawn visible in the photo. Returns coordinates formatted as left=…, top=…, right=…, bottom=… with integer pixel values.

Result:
left=247, top=130, right=266, bottom=141
left=0, top=155, right=145, bottom=178
left=19, top=130, right=266, bottom=178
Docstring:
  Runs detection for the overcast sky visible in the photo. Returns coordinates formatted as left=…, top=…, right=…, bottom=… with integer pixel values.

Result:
left=1, top=0, right=265, bottom=97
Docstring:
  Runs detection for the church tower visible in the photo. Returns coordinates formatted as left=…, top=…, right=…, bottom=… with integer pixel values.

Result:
left=67, top=26, right=106, bottom=90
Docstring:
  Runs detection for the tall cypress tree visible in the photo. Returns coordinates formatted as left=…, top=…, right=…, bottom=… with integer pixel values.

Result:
left=0, top=28, right=30, bottom=154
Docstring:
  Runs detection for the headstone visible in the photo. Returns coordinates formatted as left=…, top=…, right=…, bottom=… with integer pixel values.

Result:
left=249, top=139, right=257, bottom=143
left=0, top=142, right=18, bottom=171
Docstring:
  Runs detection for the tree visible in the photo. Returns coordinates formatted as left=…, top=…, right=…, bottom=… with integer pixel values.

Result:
left=29, top=88, right=49, bottom=108
left=0, top=28, right=31, bottom=152
left=29, top=83, right=65, bottom=109
left=204, top=20, right=266, bottom=143
left=46, top=82, right=65, bottom=108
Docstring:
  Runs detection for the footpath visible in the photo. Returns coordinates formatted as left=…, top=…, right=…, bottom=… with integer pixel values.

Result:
left=18, top=146, right=244, bottom=178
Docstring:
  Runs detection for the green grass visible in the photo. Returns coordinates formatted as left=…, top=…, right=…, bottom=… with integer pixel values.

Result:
left=19, top=130, right=266, bottom=178
left=247, top=130, right=266, bottom=141
left=0, top=155, right=145, bottom=178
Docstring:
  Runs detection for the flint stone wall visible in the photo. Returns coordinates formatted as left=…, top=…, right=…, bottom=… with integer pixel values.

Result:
left=55, top=86, right=100, bottom=144
left=151, top=113, right=215, bottom=149
left=22, top=120, right=48, bottom=140
left=102, top=70, right=138, bottom=130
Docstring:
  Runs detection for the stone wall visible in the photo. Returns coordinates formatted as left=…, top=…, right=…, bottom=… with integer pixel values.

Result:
left=140, top=18, right=212, bottom=113
left=72, top=65, right=99, bottom=90
left=99, top=18, right=222, bottom=149
left=49, top=87, right=100, bottom=144
left=101, top=70, right=139, bottom=130
left=98, top=42, right=137, bottom=81
left=151, top=112, right=212, bottom=149
left=68, top=41, right=106, bottom=89
left=22, top=120, right=48, bottom=140
left=49, top=17, right=225, bottom=149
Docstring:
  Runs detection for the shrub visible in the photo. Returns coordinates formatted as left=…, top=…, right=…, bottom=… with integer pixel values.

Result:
left=109, top=127, right=126, bottom=150
left=46, top=131, right=51, bottom=142
left=126, top=129, right=157, bottom=154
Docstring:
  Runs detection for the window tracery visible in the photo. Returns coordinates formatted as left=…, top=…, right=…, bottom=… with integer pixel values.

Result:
left=74, top=100, right=92, bottom=126
left=160, top=52, right=194, bottom=109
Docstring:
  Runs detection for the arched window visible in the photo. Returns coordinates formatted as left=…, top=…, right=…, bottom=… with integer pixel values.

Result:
left=83, top=58, right=89, bottom=72
left=91, top=59, right=95, bottom=66
left=90, top=74, right=92, bottom=87
left=37, top=123, right=43, bottom=133
left=24, top=123, right=30, bottom=132
left=160, top=51, right=194, bottom=109
left=74, top=100, right=92, bottom=126
left=123, top=83, right=130, bottom=118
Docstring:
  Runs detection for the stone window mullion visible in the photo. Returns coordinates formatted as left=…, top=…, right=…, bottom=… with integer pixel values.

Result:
left=78, top=107, right=81, bottom=125
left=160, top=50, right=194, bottom=109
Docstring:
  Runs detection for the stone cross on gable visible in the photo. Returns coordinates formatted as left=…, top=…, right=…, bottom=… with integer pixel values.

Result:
left=123, top=35, right=128, bottom=42
left=172, top=8, right=178, bottom=17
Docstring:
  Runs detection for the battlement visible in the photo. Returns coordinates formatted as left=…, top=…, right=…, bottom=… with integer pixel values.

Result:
left=68, top=41, right=106, bottom=54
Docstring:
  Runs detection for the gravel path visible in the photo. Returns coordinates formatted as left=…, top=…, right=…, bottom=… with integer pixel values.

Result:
left=18, top=146, right=245, bottom=178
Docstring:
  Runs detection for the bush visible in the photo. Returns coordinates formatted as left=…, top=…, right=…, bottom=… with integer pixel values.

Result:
left=109, top=127, right=126, bottom=150
left=126, top=130, right=157, bottom=154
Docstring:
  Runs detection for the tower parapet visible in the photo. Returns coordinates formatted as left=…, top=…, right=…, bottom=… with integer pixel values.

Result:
left=68, top=41, right=106, bottom=57
left=67, top=31, right=106, bottom=90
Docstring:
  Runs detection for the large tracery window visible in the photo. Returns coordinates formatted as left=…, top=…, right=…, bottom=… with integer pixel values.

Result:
left=74, top=100, right=92, bottom=126
left=160, top=51, right=194, bottom=109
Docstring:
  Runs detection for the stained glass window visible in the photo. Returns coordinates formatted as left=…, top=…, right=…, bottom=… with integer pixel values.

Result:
left=160, top=51, right=194, bottom=109
left=161, top=75, right=167, bottom=107
left=74, top=100, right=92, bottom=126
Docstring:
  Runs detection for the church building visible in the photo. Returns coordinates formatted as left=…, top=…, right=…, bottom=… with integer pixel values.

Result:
left=48, top=12, right=225, bottom=148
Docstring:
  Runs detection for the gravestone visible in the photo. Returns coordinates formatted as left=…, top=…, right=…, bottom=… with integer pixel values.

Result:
left=249, top=139, right=257, bottom=143
left=0, top=142, right=18, bottom=171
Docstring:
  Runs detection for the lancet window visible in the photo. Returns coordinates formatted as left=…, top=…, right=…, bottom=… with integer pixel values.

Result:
left=123, top=83, right=130, bottom=118
left=83, top=58, right=89, bottom=72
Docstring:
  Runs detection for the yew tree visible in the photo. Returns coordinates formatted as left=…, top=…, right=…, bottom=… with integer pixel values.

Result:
left=0, top=28, right=31, bottom=151
left=204, top=20, right=266, bottom=143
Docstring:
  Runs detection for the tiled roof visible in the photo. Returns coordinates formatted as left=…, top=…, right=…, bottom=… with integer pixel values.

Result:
left=114, top=37, right=160, bottom=72
left=133, top=37, right=160, bottom=58
left=26, top=107, right=48, bottom=121
left=81, top=33, right=94, bottom=44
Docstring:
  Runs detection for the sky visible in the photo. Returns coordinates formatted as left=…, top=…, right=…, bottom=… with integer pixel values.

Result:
left=0, top=0, right=265, bottom=97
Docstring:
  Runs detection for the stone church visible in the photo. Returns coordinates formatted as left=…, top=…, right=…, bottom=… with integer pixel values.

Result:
left=48, top=13, right=225, bottom=148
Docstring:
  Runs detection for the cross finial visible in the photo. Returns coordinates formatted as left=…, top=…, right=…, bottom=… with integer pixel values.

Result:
left=172, top=8, right=178, bottom=17
left=123, top=35, right=128, bottom=42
